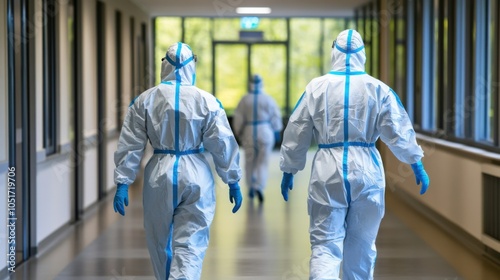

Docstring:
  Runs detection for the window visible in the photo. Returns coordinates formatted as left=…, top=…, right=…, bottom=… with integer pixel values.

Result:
left=323, top=19, right=346, bottom=74
left=434, top=0, right=453, bottom=133
left=43, top=0, right=58, bottom=155
left=488, top=0, right=500, bottom=145
left=155, top=17, right=181, bottom=84
left=130, top=17, right=135, bottom=92
left=405, top=0, right=416, bottom=120
left=369, top=2, right=379, bottom=78
left=404, top=0, right=500, bottom=151
left=453, top=0, right=475, bottom=138
left=115, top=11, right=122, bottom=127
left=362, top=6, right=372, bottom=75
left=421, top=0, right=435, bottom=131
left=184, top=18, right=212, bottom=91
left=139, top=22, right=148, bottom=91
left=289, top=18, right=322, bottom=109
left=482, top=0, right=499, bottom=144
left=412, top=0, right=424, bottom=127
left=394, top=0, right=407, bottom=105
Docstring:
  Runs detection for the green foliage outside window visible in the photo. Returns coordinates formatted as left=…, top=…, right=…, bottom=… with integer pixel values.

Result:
left=155, top=17, right=181, bottom=84
left=255, top=18, right=287, bottom=41
left=289, top=18, right=322, bottom=109
left=184, top=18, right=212, bottom=92
left=323, top=19, right=346, bottom=74
left=213, top=18, right=240, bottom=40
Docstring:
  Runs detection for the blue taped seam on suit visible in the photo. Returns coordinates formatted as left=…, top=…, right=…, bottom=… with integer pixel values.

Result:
left=389, top=88, right=404, bottom=108
left=166, top=223, right=173, bottom=276
left=292, top=92, right=306, bottom=114
left=166, top=42, right=183, bottom=278
left=165, top=53, right=195, bottom=71
left=252, top=91, right=259, bottom=186
left=319, top=141, right=378, bottom=167
left=166, top=55, right=177, bottom=67
left=329, top=71, right=366, bottom=76
left=318, top=142, right=375, bottom=149
left=370, top=150, right=380, bottom=167
left=343, top=30, right=354, bottom=205
left=216, top=99, right=224, bottom=109
left=179, top=56, right=194, bottom=67
left=245, top=120, right=271, bottom=125
left=173, top=42, right=182, bottom=210
left=335, top=43, right=365, bottom=54
left=129, top=95, right=140, bottom=107
left=154, top=148, right=204, bottom=156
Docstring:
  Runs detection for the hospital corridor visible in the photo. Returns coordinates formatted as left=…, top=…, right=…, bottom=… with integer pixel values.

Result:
left=2, top=0, right=500, bottom=279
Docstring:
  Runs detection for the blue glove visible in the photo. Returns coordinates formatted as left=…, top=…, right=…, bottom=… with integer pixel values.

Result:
left=274, top=131, right=281, bottom=144
left=411, top=161, right=430, bottom=195
left=229, top=183, right=243, bottom=213
left=281, top=172, right=294, bottom=201
left=113, top=184, right=129, bottom=216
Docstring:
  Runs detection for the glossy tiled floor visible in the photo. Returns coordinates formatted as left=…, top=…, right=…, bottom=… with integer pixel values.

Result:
left=8, top=151, right=500, bottom=279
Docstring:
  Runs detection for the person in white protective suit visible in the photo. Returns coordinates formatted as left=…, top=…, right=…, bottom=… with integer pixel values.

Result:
left=112, top=42, right=243, bottom=280
left=232, top=74, right=283, bottom=203
left=279, top=29, right=430, bottom=280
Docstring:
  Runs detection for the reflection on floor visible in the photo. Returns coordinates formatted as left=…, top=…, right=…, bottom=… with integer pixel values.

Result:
left=8, top=151, right=500, bottom=279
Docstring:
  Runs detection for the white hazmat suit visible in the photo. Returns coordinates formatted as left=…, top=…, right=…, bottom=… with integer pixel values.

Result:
left=233, top=75, right=283, bottom=201
left=114, top=42, right=242, bottom=280
left=280, top=30, right=425, bottom=280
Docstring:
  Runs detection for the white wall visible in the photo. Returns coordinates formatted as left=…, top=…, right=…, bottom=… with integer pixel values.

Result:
left=107, top=140, right=117, bottom=192
left=81, top=0, right=99, bottom=209
left=99, top=0, right=150, bottom=194
left=0, top=0, right=8, bottom=272
left=58, top=0, right=72, bottom=149
left=105, top=4, right=117, bottom=131
left=113, top=0, right=151, bottom=109
left=77, top=0, right=150, bottom=207
left=381, top=136, right=489, bottom=242
left=82, top=1, right=98, bottom=139
left=31, top=0, right=150, bottom=245
left=37, top=157, right=72, bottom=243
left=35, top=0, right=44, bottom=154
left=121, top=13, right=133, bottom=116
left=34, top=0, right=150, bottom=247
left=104, top=2, right=118, bottom=194
left=35, top=0, right=77, bottom=246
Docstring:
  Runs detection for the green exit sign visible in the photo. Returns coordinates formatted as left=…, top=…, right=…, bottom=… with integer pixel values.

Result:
left=240, top=17, right=259, bottom=29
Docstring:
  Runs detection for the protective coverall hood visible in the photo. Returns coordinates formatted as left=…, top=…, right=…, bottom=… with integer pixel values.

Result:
left=249, top=74, right=264, bottom=94
left=161, top=42, right=196, bottom=85
left=331, top=29, right=366, bottom=72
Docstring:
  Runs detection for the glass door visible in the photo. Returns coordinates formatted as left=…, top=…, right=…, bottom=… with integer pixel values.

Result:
left=214, top=42, right=287, bottom=116
left=250, top=44, right=286, bottom=115
left=214, top=44, right=249, bottom=116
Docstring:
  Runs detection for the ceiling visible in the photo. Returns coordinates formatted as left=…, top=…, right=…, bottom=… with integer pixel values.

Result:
left=129, top=0, right=372, bottom=17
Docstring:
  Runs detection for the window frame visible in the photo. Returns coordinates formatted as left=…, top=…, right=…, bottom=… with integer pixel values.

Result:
left=42, top=0, right=58, bottom=155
